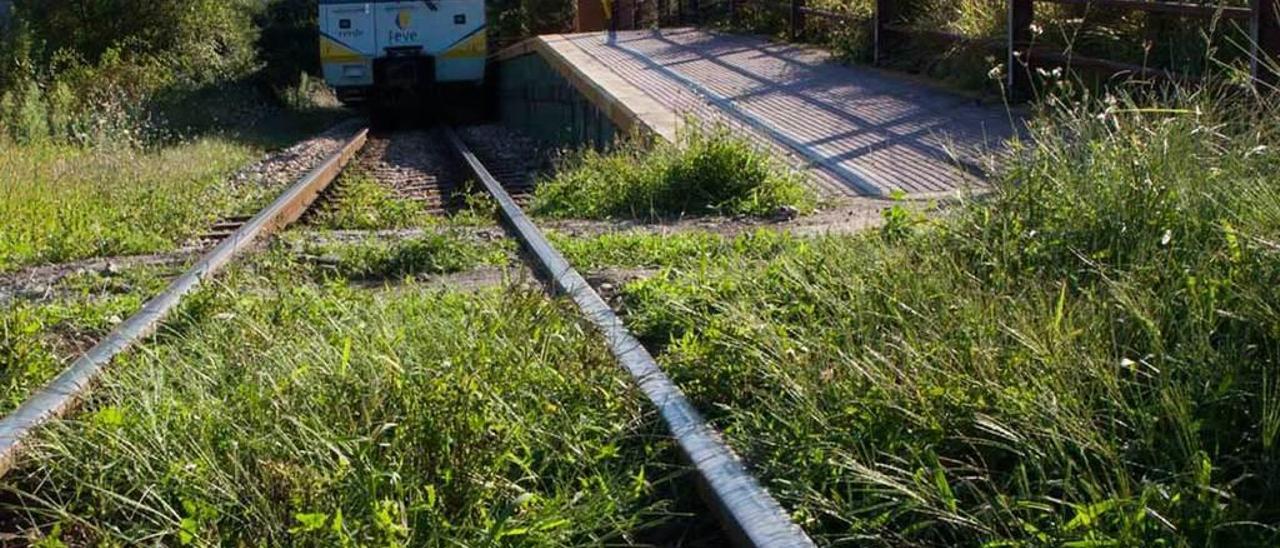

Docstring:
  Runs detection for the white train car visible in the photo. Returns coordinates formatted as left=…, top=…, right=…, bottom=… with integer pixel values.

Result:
left=319, top=0, right=486, bottom=105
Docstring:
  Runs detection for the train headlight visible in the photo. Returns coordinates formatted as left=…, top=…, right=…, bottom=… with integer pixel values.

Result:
left=342, top=65, right=366, bottom=78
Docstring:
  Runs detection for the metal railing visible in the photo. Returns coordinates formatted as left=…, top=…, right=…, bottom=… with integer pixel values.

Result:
left=1001, top=0, right=1277, bottom=96
left=613, top=0, right=1280, bottom=97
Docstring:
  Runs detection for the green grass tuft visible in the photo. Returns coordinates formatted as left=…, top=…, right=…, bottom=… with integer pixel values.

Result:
left=0, top=263, right=179, bottom=413
left=532, top=128, right=815, bottom=221
left=550, top=228, right=804, bottom=271
left=296, top=232, right=512, bottom=280
left=310, top=170, right=433, bottom=230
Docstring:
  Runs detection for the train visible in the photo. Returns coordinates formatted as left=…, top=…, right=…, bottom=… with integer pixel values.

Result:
left=318, top=0, right=487, bottom=108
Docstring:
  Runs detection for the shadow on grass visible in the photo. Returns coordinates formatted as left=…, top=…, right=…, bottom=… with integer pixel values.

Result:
left=148, top=76, right=354, bottom=151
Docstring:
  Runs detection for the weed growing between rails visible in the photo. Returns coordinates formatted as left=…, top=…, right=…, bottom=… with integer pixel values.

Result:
left=310, top=169, right=435, bottom=230
left=532, top=127, right=816, bottom=221
left=287, top=231, right=513, bottom=280
left=610, top=87, right=1280, bottom=544
left=0, top=250, right=699, bottom=545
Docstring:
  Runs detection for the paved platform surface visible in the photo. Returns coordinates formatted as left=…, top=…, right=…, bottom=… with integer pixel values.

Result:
left=557, top=28, right=1023, bottom=198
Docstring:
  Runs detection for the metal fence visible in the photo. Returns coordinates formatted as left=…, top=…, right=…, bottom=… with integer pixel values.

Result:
left=618, top=0, right=1280, bottom=96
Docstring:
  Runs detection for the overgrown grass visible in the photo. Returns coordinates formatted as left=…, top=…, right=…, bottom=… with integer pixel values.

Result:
left=0, top=139, right=260, bottom=273
left=1, top=253, right=699, bottom=544
left=291, top=232, right=512, bottom=280
left=532, top=129, right=815, bottom=221
left=0, top=263, right=180, bottom=414
left=310, top=170, right=432, bottom=230
left=550, top=228, right=803, bottom=271
left=613, top=89, right=1280, bottom=544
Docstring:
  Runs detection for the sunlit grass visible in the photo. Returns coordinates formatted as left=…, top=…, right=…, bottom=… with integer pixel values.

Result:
left=309, top=169, right=435, bottom=230
left=0, top=262, right=181, bottom=414
left=532, top=128, right=816, bottom=221
left=288, top=231, right=513, bottom=280
left=549, top=228, right=804, bottom=271
left=1, top=251, right=697, bottom=544
left=0, top=139, right=259, bottom=273
left=612, top=88, right=1280, bottom=544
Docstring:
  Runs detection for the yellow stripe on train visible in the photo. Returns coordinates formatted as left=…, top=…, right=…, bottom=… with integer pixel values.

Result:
left=320, top=35, right=365, bottom=63
left=440, top=30, right=487, bottom=59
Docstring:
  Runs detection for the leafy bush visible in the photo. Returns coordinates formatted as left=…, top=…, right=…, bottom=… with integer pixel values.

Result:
left=12, top=0, right=258, bottom=87
left=532, top=128, right=815, bottom=220
left=0, top=0, right=335, bottom=145
left=256, top=0, right=321, bottom=91
left=727, top=0, right=1253, bottom=95
left=1, top=80, right=48, bottom=144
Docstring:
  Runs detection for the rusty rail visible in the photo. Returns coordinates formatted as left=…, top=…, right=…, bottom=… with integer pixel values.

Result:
left=0, top=126, right=370, bottom=476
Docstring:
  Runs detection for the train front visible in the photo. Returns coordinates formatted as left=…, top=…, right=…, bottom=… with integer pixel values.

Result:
left=319, top=0, right=487, bottom=110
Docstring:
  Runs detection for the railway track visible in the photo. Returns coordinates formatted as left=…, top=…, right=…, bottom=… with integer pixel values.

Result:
left=353, top=130, right=464, bottom=213
left=0, top=125, right=814, bottom=547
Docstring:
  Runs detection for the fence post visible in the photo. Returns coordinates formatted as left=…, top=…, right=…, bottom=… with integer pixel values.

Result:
left=873, top=0, right=896, bottom=65
left=789, top=0, right=804, bottom=40
left=1254, top=0, right=1280, bottom=87
left=676, top=0, right=684, bottom=25
left=1007, top=0, right=1034, bottom=100
left=690, top=0, right=699, bottom=24
left=728, top=0, right=736, bottom=25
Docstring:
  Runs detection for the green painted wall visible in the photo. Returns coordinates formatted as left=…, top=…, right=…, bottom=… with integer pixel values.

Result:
left=494, top=53, right=616, bottom=149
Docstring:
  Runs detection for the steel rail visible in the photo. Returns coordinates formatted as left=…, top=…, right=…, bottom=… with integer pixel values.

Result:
left=441, top=127, right=816, bottom=548
left=0, top=127, right=370, bottom=476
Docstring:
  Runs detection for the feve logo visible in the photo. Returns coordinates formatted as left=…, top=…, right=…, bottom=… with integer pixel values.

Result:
left=386, top=7, right=419, bottom=44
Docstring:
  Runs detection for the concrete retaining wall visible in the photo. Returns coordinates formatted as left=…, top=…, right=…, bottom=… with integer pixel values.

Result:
left=494, top=51, right=618, bottom=149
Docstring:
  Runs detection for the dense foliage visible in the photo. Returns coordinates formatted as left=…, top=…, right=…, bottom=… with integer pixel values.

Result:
left=725, top=0, right=1256, bottom=93
left=0, top=0, right=327, bottom=145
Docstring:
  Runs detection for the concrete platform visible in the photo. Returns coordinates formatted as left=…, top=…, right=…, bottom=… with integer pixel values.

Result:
left=516, top=28, right=1023, bottom=198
